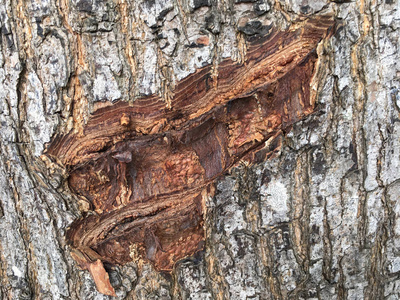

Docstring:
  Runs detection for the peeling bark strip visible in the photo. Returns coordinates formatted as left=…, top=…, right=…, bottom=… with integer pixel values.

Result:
left=46, top=15, right=334, bottom=295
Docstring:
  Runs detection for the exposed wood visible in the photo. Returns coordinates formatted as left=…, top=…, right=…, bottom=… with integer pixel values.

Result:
left=46, top=15, right=334, bottom=294
left=1, top=0, right=400, bottom=299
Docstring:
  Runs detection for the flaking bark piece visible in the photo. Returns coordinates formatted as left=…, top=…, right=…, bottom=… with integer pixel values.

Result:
left=70, top=250, right=117, bottom=296
left=47, top=15, right=335, bottom=296
left=88, top=261, right=117, bottom=297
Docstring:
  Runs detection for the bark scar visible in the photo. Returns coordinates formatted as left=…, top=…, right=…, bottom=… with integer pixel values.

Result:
left=46, top=15, right=335, bottom=296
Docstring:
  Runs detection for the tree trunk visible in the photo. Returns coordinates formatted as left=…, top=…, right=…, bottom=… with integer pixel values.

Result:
left=1, top=0, right=399, bottom=299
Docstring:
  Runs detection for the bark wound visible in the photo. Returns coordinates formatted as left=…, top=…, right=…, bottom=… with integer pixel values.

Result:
left=46, top=16, right=334, bottom=295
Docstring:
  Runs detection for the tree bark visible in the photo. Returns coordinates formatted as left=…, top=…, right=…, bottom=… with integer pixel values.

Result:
left=1, top=0, right=399, bottom=299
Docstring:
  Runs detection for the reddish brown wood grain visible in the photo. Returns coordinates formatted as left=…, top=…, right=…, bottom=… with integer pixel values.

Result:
left=46, top=15, right=334, bottom=295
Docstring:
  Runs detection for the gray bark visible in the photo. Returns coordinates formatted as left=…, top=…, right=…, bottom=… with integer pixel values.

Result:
left=1, top=0, right=400, bottom=299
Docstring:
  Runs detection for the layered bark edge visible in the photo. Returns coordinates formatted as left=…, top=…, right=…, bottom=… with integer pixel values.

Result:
left=46, top=15, right=335, bottom=296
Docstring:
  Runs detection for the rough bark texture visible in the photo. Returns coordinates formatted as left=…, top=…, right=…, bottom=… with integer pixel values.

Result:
left=0, top=0, right=399, bottom=299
